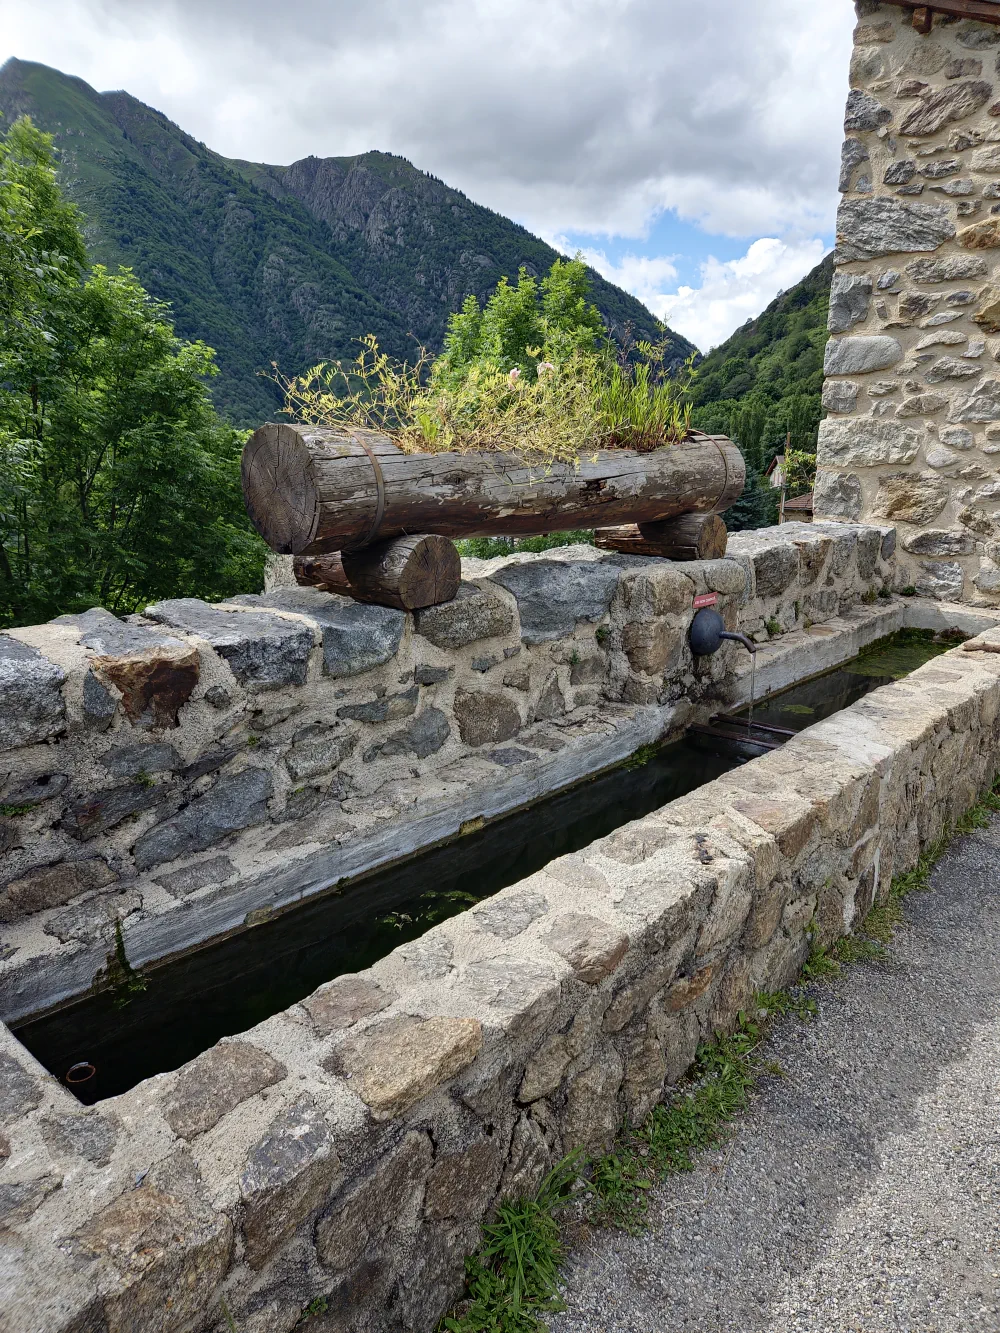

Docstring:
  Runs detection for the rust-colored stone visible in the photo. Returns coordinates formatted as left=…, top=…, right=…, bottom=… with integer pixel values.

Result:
left=663, top=960, right=721, bottom=1011
left=731, top=796, right=818, bottom=860
left=544, top=912, right=629, bottom=985
left=92, top=645, right=199, bottom=729
left=71, top=1153, right=232, bottom=1333
left=332, top=1016, right=483, bottom=1119
left=958, top=218, right=1000, bottom=250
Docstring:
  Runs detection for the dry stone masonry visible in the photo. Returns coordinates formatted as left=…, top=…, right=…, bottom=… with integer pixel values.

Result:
left=819, top=0, right=1000, bottom=600
left=0, top=525, right=916, bottom=1332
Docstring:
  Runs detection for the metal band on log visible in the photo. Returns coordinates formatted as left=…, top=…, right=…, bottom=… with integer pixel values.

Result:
left=594, top=512, right=728, bottom=561
left=242, top=423, right=745, bottom=557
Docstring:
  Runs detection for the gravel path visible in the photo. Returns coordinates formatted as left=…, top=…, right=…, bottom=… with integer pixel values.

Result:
left=551, top=818, right=1000, bottom=1333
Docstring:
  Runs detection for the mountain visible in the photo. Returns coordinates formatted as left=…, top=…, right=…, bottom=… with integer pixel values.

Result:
left=691, top=252, right=833, bottom=457
left=0, top=58, right=696, bottom=425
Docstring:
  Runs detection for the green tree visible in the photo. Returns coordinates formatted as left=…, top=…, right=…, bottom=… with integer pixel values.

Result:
left=0, top=117, right=265, bottom=627
left=726, top=397, right=777, bottom=532
left=540, top=257, right=605, bottom=360
left=433, top=255, right=605, bottom=388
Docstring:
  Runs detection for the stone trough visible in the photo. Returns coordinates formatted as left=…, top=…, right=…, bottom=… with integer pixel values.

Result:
left=3, top=521, right=1000, bottom=1333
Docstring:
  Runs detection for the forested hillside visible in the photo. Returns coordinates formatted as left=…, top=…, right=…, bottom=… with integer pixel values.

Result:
left=691, top=252, right=833, bottom=461
left=0, top=58, right=695, bottom=424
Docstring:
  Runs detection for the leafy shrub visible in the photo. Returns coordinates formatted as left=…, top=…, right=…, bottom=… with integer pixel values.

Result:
left=273, top=258, right=697, bottom=467
left=0, top=117, right=266, bottom=627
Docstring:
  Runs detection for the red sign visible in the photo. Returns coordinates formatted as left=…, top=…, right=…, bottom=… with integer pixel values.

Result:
left=693, top=592, right=718, bottom=609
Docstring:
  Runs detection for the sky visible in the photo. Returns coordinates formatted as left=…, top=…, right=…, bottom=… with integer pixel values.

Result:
left=0, top=0, right=855, bottom=352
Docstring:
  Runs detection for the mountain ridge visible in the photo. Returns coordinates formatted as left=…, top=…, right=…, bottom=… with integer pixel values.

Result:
left=0, top=58, right=696, bottom=424
left=691, top=252, right=833, bottom=456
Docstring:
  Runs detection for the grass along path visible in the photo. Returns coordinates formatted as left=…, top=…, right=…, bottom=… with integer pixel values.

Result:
left=437, top=781, right=1000, bottom=1333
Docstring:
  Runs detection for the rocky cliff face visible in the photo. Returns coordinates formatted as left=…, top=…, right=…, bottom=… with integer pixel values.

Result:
left=0, top=58, right=695, bottom=425
left=242, top=147, right=684, bottom=355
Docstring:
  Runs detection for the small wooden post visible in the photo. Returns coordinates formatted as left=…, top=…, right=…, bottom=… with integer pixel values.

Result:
left=912, top=6, right=934, bottom=33
left=294, top=533, right=461, bottom=610
left=594, top=512, right=728, bottom=561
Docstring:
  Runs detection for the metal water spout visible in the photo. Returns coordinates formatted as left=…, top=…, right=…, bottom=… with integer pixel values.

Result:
left=720, top=629, right=757, bottom=655
left=688, top=608, right=757, bottom=657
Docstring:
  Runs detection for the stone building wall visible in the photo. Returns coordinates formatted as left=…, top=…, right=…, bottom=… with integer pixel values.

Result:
left=818, top=1, right=1000, bottom=601
left=4, top=592, right=1000, bottom=1333
left=0, top=524, right=893, bottom=1022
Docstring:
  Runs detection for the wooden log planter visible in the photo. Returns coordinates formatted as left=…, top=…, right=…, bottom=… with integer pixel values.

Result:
left=242, top=423, right=745, bottom=608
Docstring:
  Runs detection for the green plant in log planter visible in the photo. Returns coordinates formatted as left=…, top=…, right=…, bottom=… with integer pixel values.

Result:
left=273, top=258, right=699, bottom=470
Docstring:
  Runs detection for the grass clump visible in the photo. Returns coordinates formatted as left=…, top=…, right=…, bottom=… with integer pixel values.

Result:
left=273, top=258, right=697, bottom=469
left=440, top=1157, right=581, bottom=1333
left=589, top=1016, right=761, bottom=1232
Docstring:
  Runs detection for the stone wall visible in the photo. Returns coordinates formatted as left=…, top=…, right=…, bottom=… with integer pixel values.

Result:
left=3, top=581, right=1000, bottom=1333
left=818, top=1, right=1000, bottom=601
left=0, top=525, right=893, bottom=1022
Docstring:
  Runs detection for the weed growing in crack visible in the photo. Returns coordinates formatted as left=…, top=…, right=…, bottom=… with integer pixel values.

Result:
left=108, top=918, right=148, bottom=1009
left=590, top=1015, right=762, bottom=1232
left=439, top=1155, right=582, bottom=1333
left=298, top=1296, right=330, bottom=1321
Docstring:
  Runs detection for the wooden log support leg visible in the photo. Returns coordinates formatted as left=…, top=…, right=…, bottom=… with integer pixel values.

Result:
left=912, top=6, right=933, bottom=33
left=594, top=512, right=728, bottom=561
left=293, top=551, right=352, bottom=597
left=294, top=533, right=461, bottom=611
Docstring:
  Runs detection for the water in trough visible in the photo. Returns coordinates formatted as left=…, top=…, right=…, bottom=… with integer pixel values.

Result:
left=14, top=630, right=956, bottom=1103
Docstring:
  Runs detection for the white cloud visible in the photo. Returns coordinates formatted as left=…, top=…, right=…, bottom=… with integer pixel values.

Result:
left=1, top=0, right=855, bottom=241
left=582, top=238, right=828, bottom=352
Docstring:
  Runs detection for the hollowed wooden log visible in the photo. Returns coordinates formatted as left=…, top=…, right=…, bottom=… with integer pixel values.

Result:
left=242, top=423, right=745, bottom=557
left=594, top=512, right=728, bottom=561
left=294, top=533, right=461, bottom=610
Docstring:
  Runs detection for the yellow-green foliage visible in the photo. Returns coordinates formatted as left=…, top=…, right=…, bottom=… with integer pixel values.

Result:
left=783, top=446, right=817, bottom=498
left=273, top=259, right=696, bottom=467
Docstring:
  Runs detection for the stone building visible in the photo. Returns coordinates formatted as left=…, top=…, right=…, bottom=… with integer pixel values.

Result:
left=818, top=0, right=1000, bottom=600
